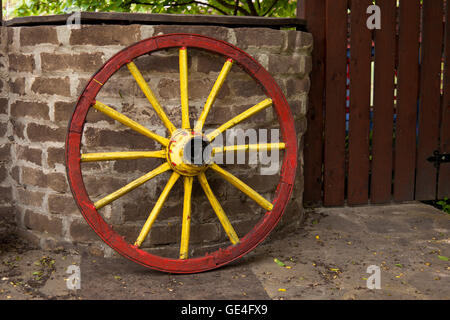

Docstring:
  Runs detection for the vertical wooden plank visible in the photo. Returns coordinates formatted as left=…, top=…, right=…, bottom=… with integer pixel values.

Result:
left=438, top=2, right=450, bottom=199
left=347, top=0, right=372, bottom=205
left=303, top=0, right=326, bottom=205
left=415, top=1, right=445, bottom=200
left=371, top=0, right=397, bottom=203
left=323, top=0, right=348, bottom=206
left=297, top=0, right=306, bottom=20
left=394, top=0, right=421, bottom=202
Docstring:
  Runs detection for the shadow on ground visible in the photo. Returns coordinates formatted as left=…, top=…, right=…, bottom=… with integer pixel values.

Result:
left=1, top=202, right=449, bottom=300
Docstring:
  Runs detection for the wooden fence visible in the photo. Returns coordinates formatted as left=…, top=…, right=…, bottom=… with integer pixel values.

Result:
left=300, top=0, right=450, bottom=206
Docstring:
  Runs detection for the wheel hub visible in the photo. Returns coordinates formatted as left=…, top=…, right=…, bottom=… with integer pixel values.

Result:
left=166, top=129, right=213, bottom=176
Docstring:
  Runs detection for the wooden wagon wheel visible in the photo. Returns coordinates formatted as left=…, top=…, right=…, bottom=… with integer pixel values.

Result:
left=65, top=33, right=297, bottom=273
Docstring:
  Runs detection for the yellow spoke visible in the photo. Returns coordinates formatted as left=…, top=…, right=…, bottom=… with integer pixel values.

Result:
left=210, top=163, right=273, bottom=211
left=198, top=172, right=239, bottom=245
left=212, top=143, right=286, bottom=155
left=206, top=98, right=273, bottom=141
left=93, top=101, right=169, bottom=146
left=180, top=176, right=193, bottom=259
left=180, top=47, right=190, bottom=129
left=194, top=59, right=234, bottom=132
left=94, top=162, right=170, bottom=210
left=81, top=150, right=166, bottom=162
left=127, top=61, right=176, bottom=134
left=134, top=171, right=180, bottom=247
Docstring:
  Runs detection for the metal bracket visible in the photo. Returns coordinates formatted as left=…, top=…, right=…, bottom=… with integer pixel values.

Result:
left=427, top=150, right=450, bottom=168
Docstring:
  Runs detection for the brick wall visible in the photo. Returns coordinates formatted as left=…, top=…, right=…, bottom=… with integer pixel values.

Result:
left=0, top=23, right=312, bottom=257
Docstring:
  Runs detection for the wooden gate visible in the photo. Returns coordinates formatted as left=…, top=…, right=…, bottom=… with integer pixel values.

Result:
left=300, top=0, right=450, bottom=206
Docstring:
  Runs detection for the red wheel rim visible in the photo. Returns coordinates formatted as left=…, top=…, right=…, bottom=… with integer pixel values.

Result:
left=65, top=33, right=297, bottom=273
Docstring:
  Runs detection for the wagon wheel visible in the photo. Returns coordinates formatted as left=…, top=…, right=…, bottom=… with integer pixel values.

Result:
left=65, top=34, right=297, bottom=273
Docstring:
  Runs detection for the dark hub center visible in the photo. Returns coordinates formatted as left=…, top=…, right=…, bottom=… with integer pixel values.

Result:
left=184, top=137, right=212, bottom=166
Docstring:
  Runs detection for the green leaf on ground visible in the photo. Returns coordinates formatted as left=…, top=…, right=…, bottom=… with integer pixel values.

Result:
left=438, top=256, right=449, bottom=261
left=273, top=258, right=286, bottom=267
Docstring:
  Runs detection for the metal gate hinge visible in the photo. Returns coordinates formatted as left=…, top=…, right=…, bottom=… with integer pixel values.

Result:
left=427, top=150, right=450, bottom=168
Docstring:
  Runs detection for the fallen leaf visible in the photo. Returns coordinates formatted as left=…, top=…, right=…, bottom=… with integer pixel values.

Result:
left=395, top=264, right=403, bottom=268
left=278, top=288, right=286, bottom=292
left=438, top=256, right=449, bottom=261
left=274, top=258, right=286, bottom=267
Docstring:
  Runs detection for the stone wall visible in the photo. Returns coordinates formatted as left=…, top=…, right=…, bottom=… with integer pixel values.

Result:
left=0, top=23, right=312, bottom=257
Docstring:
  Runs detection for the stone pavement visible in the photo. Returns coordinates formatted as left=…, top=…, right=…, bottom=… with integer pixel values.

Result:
left=1, top=202, right=449, bottom=300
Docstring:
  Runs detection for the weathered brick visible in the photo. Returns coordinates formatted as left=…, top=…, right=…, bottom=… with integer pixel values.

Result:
left=112, top=223, right=140, bottom=243
left=21, top=167, right=67, bottom=192
left=0, top=122, right=6, bottom=137
left=189, top=79, right=230, bottom=101
left=17, top=188, right=45, bottom=207
left=70, top=25, right=141, bottom=46
left=84, top=127, right=156, bottom=150
left=113, top=157, right=161, bottom=175
left=70, top=219, right=98, bottom=242
left=286, top=30, right=313, bottom=52
left=0, top=144, right=10, bottom=161
left=233, top=217, right=262, bottom=237
left=243, top=174, right=278, bottom=193
left=11, top=120, right=25, bottom=140
left=0, top=206, right=15, bottom=223
left=286, top=76, right=310, bottom=96
left=48, top=194, right=78, bottom=215
left=47, top=172, right=69, bottom=193
left=157, top=78, right=229, bottom=102
left=268, top=54, right=311, bottom=76
left=229, top=79, right=264, bottom=98
left=196, top=51, right=224, bottom=73
left=41, top=52, right=104, bottom=72
left=235, top=28, right=285, bottom=49
left=27, top=123, right=65, bottom=143
left=16, top=145, right=42, bottom=165
left=84, top=175, right=127, bottom=198
left=7, top=28, right=14, bottom=47
left=190, top=223, right=220, bottom=243
left=31, top=77, right=71, bottom=96
left=10, top=100, right=49, bottom=120
left=0, top=98, right=7, bottom=114
left=207, top=104, right=266, bottom=125
left=122, top=200, right=156, bottom=222
left=47, top=147, right=65, bottom=168
left=0, top=54, right=5, bottom=70
left=134, top=53, right=193, bottom=74
left=0, top=165, right=7, bottom=182
left=20, top=26, right=59, bottom=46
left=94, top=77, right=141, bottom=99
left=147, top=223, right=180, bottom=245
left=10, top=166, right=20, bottom=184
left=9, top=77, right=26, bottom=95
left=54, top=101, right=75, bottom=123
left=0, top=186, right=12, bottom=204
left=85, top=107, right=115, bottom=124
left=8, top=53, right=35, bottom=72
left=24, top=210, right=62, bottom=236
